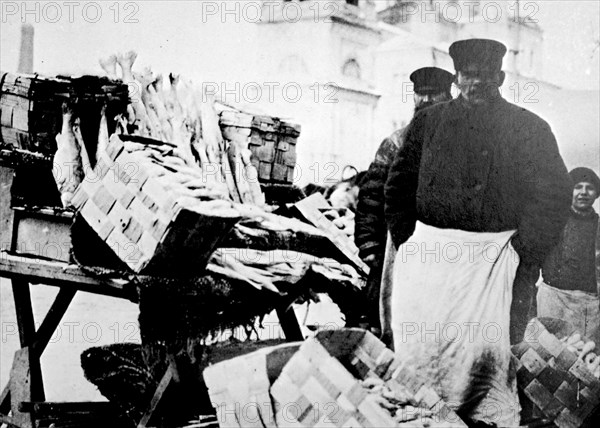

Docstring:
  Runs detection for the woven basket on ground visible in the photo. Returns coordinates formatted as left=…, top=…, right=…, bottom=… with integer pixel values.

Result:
left=204, top=328, right=466, bottom=428
left=203, top=342, right=302, bottom=428
left=512, top=317, right=600, bottom=428
left=271, top=329, right=466, bottom=428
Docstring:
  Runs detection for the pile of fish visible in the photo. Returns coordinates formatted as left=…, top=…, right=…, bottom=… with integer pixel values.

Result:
left=321, top=207, right=355, bottom=237
left=103, top=51, right=264, bottom=206
left=361, top=377, right=443, bottom=427
left=53, top=51, right=264, bottom=209
left=560, top=333, right=600, bottom=378
left=207, top=248, right=362, bottom=293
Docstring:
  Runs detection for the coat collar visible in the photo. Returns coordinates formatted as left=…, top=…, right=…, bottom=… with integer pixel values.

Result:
left=454, top=93, right=506, bottom=112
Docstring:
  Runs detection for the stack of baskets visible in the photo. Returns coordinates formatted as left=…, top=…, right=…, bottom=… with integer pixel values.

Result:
left=0, top=71, right=128, bottom=156
left=219, top=110, right=300, bottom=185
left=1, top=71, right=129, bottom=209
left=0, top=72, right=70, bottom=154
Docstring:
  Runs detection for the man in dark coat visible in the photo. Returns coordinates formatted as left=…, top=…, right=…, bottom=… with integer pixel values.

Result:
left=354, top=67, right=454, bottom=339
left=384, top=39, right=572, bottom=426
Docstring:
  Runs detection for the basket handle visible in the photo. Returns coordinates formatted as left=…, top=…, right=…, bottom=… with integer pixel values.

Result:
left=341, top=165, right=358, bottom=181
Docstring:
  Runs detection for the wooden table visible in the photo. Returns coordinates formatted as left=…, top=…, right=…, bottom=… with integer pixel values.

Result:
left=0, top=250, right=307, bottom=428
left=0, top=155, right=305, bottom=427
left=0, top=251, right=137, bottom=428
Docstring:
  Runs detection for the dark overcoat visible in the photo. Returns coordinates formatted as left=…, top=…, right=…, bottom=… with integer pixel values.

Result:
left=384, top=95, right=573, bottom=342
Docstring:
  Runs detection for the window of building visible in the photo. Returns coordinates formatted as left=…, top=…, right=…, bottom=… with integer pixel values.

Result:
left=342, top=59, right=361, bottom=79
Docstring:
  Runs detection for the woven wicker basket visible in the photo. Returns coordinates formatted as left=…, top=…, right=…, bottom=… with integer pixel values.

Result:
left=1, top=72, right=70, bottom=154
left=512, top=317, right=600, bottom=428
left=219, top=110, right=300, bottom=185
left=72, top=134, right=240, bottom=275
left=1, top=72, right=128, bottom=156
left=270, top=329, right=466, bottom=428
left=203, top=342, right=301, bottom=428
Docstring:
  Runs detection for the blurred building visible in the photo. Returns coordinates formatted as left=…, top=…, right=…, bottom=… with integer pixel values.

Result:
left=246, top=0, right=389, bottom=183
left=236, top=0, right=563, bottom=183
left=374, top=0, right=560, bottom=140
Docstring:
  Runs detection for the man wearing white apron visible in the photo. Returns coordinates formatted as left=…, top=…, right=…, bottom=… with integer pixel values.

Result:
left=384, top=39, right=572, bottom=427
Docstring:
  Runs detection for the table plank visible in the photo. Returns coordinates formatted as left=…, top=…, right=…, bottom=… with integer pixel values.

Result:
left=32, top=288, right=77, bottom=357
left=0, top=251, right=136, bottom=301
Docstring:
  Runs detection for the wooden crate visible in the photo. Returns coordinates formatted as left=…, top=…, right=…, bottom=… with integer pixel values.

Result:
left=512, top=317, right=600, bottom=428
left=270, top=328, right=466, bottom=428
left=9, top=207, right=73, bottom=263
left=71, top=134, right=241, bottom=275
left=220, top=110, right=300, bottom=185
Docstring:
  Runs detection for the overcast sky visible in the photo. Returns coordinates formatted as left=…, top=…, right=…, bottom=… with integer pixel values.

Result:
left=535, top=0, right=599, bottom=89
left=1, top=1, right=598, bottom=90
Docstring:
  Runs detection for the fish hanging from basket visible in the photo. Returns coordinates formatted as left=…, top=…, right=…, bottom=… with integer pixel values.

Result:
left=52, top=103, right=89, bottom=208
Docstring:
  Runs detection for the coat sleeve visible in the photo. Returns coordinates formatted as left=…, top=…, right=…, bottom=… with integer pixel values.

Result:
left=596, top=221, right=600, bottom=295
left=355, top=137, right=398, bottom=259
left=384, top=119, right=423, bottom=248
left=512, top=120, right=572, bottom=265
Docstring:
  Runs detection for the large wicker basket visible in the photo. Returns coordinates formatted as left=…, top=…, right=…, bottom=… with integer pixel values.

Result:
left=72, top=134, right=241, bottom=275
left=512, top=317, right=600, bottom=427
left=271, top=329, right=466, bottom=427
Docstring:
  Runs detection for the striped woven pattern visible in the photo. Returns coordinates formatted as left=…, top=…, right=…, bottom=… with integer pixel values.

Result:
left=71, top=134, right=239, bottom=274
left=271, top=329, right=466, bottom=427
left=203, top=343, right=301, bottom=428
left=219, top=110, right=300, bottom=185
left=512, top=317, right=600, bottom=427
left=1, top=72, right=69, bottom=154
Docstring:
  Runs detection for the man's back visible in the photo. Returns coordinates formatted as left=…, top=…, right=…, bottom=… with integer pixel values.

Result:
left=354, top=127, right=406, bottom=259
left=385, top=95, right=572, bottom=265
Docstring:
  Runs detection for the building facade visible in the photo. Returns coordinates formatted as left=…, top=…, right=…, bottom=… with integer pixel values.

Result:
left=230, top=0, right=559, bottom=184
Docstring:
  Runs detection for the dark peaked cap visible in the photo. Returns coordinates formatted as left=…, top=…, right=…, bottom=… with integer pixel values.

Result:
left=569, top=167, right=600, bottom=196
left=409, top=67, right=454, bottom=94
left=449, top=39, right=507, bottom=71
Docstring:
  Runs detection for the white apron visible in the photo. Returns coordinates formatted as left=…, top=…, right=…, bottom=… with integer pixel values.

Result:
left=391, top=221, right=521, bottom=426
left=380, top=231, right=397, bottom=344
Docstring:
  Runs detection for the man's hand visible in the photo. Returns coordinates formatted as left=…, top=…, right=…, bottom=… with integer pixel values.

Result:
left=510, top=262, right=540, bottom=344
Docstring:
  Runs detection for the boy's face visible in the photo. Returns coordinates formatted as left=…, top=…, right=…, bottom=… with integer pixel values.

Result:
left=572, top=181, right=598, bottom=211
